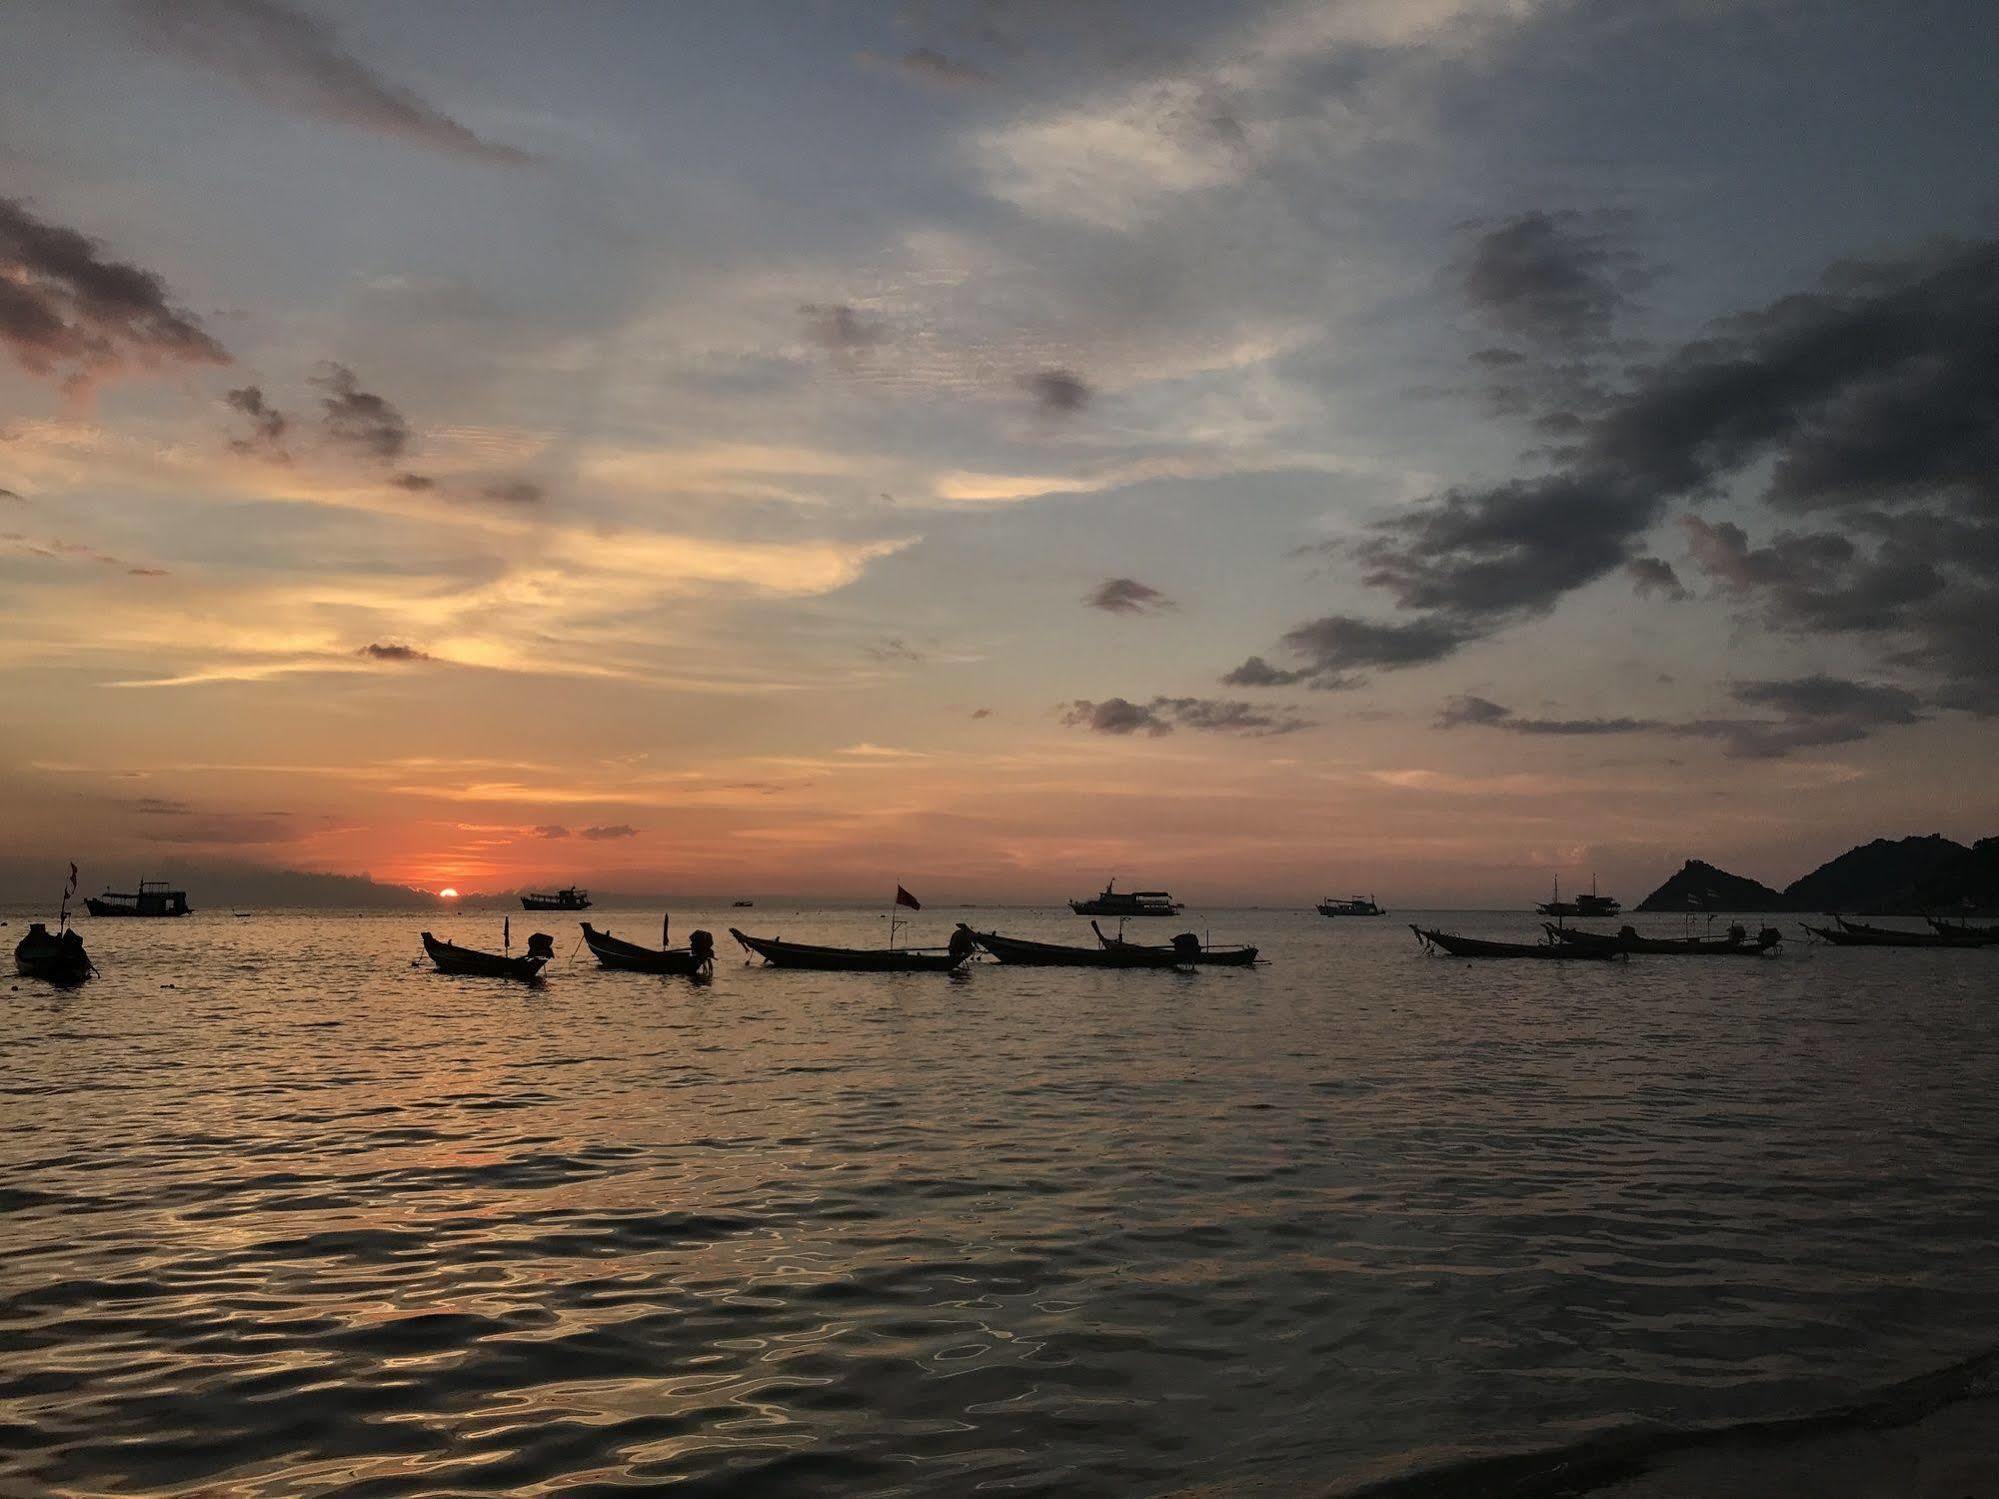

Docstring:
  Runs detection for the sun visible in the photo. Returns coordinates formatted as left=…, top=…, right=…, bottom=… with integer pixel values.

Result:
left=438, top=887, right=459, bottom=899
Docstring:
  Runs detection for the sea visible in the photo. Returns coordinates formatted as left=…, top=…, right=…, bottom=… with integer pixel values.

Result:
left=4, top=905, right=1997, bottom=1497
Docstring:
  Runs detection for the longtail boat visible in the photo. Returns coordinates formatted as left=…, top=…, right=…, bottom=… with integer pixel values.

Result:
left=422, top=930, right=553, bottom=980
left=961, top=925, right=1188, bottom=968
left=1928, top=916, right=1999, bottom=943
left=1090, top=921, right=1258, bottom=966
left=730, top=926, right=975, bottom=973
left=14, top=922, right=92, bottom=985
left=581, top=921, right=715, bottom=975
left=1544, top=922, right=1783, bottom=956
left=1802, top=918, right=1991, bottom=949
left=1411, top=925, right=1622, bottom=960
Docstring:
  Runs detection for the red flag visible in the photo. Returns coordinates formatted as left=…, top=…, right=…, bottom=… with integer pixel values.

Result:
left=895, top=885, right=921, bottom=911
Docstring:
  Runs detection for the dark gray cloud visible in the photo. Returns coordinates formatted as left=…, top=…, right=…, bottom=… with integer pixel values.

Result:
left=890, top=47, right=993, bottom=87
left=1460, top=209, right=1649, bottom=351
left=0, top=195, right=228, bottom=383
left=532, top=824, right=569, bottom=839
left=1086, top=577, right=1174, bottom=614
left=313, top=363, right=410, bottom=460
left=479, top=478, right=543, bottom=505
left=1062, top=695, right=1309, bottom=737
left=1025, top=368, right=1090, bottom=414
left=865, top=637, right=924, bottom=663
left=224, top=384, right=288, bottom=457
left=970, top=706, right=992, bottom=719
left=1436, top=694, right=1662, bottom=735
left=1624, top=555, right=1687, bottom=601
left=579, top=824, right=639, bottom=840
left=800, top=302, right=885, bottom=351
left=0, top=489, right=23, bottom=503
left=1225, top=614, right=1471, bottom=689
left=1254, top=234, right=1999, bottom=706
left=131, top=0, right=533, bottom=165
left=357, top=641, right=429, bottom=662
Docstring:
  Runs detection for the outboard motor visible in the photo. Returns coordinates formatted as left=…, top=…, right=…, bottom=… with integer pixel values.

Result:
left=525, top=933, right=556, bottom=960
left=1758, top=926, right=1783, bottom=947
left=1618, top=924, right=1639, bottom=942
left=1172, top=932, right=1202, bottom=962
left=1727, top=923, right=1747, bottom=943
left=689, top=930, right=715, bottom=969
left=948, top=926, right=978, bottom=963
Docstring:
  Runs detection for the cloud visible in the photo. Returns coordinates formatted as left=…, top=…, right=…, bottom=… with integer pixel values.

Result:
left=357, top=641, right=429, bottom=662
left=970, top=706, right=992, bottom=719
left=799, top=302, right=885, bottom=351
left=312, top=362, right=409, bottom=459
left=130, top=0, right=533, bottom=165
left=224, top=385, right=289, bottom=457
left=578, top=824, right=639, bottom=840
left=1061, top=695, right=1310, bottom=737
left=0, top=489, right=24, bottom=503
left=1624, top=556, right=1687, bottom=601
left=0, top=195, right=228, bottom=384
left=1436, top=694, right=1661, bottom=735
left=1024, top=368, right=1090, bottom=414
left=391, top=472, right=436, bottom=491
left=479, top=478, right=543, bottom=505
left=892, top=47, right=993, bottom=88
left=1460, top=209, right=1648, bottom=352
left=532, top=824, right=570, bottom=839
left=1085, top=577, right=1174, bottom=614
left=1226, top=614, right=1471, bottom=688
left=865, top=637, right=924, bottom=663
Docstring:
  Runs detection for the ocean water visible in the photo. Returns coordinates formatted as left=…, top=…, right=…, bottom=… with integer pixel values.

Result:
left=3, top=906, right=1997, bottom=1496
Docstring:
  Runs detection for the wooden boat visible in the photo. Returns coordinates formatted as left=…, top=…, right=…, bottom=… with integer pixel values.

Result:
left=1069, top=880, right=1181, bottom=917
left=1801, top=917, right=1991, bottom=949
left=522, top=886, right=590, bottom=911
left=1544, top=922, right=1783, bottom=956
left=1412, top=925, right=1622, bottom=960
left=1536, top=874, right=1619, bottom=919
left=1928, top=916, right=1999, bottom=942
left=961, top=925, right=1188, bottom=968
left=581, top=922, right=715, bottom=975
left=730, top=926, right=975, bottom=972
left=86, top=880, right=191, bottom=917
left=1318, top=895, right=1384, bottom=917
left=422, top=930, right=554, bottom=980
left=1090, top=921, right=1259, bottom=966
left=14, top=922, right=92, bottom=985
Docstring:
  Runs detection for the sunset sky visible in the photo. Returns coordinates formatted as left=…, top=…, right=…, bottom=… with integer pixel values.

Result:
left=3, top=0, right=1995, bottom=904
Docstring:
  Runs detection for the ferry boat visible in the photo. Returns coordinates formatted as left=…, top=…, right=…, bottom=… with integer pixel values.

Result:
left=1536, top=875, right=1620, bottom=919
left=1069, top=880, right=1181, bottom=917
left=521, top=886, right=591, bottom=911
left=1318, top=894, right=1385, bottom=917
left=84, top=880, right=191, bottom=918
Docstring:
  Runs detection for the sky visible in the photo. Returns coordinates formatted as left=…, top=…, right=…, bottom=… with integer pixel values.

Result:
left=2, top=0, right=1996, bottom=906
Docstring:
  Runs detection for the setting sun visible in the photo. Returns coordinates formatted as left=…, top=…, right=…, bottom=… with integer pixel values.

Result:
left=438, top=888, right=458, bottom=899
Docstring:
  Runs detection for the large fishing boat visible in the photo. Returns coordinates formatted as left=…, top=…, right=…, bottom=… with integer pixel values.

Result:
left=1069, top=880, right=1181, bottom=917
left=1536, top=875, right=1620, bottom=919
left=521, top=886, right=591, bottom=911
left=1318, top=894, right=1384, bottom=917
left=85, top=880, right=191, bottom=918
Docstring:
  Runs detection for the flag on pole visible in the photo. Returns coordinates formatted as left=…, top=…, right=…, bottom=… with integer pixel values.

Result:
left=895, top=885, right=921, bottom=910
left=66, top=863, right=78, bottom=895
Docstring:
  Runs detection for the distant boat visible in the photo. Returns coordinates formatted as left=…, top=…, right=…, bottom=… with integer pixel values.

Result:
left=1412, top=924, right=1622, bottom=960
left=1544, top=922, right=1783, bottom=956
left=15, top=922, right=92, bottom=985
left=1928, top=916, right=1999, bottom=942
left=732, top=900, right=754, bottom=908
left=960, top=925, right=1189, bottom=968
left=422, top=929, right=554, bottom=980
left=1090, top=921, right=1259, bottom=966
left=1069, top=880, right=1181, bottom=917
left=731, top=927, right=975, bottom=972
left=521, top=887, right=590, bottom=911
left=1318, top=894, right=1384, bottom=917
left=85, top=880, right=191, bottom=918
left=1802, top=916, right=1992, bottom=949
left=1536, top=875, right=1620, bottom=919
left=581, top=922, right=715, bottom=976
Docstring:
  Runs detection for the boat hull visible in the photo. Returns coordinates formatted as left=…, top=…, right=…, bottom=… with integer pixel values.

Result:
left=1412, top=925, right=1622, bottom=960
left=1544, top=924, right=1781, bottom=956
left=581, top=924, right=710, bottom=975
left=1089, top=922, right=1257, bottom=966
left=85, top=898, right=189, bottom=918
left=422, top=931, right=547, bottom=980
left=521, top=895, right=590, bottom=911
left=14, top=927, right=91, bottom=985
left=965, top=927, right=1184, bottom=968
left=1802, top=921, right=1990, bottom=949
left=731, top=928, right=970, bottom=972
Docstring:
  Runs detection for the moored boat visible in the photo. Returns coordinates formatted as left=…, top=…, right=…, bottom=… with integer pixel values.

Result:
left=85, top=880, right=191, bottom=917
left=1412, top=924, right=1623, bottom=960
left=1536, top=875, right=1619, bottom=919
left=961, top=925, right=1188, bottom=968
left=1069, top=880, right=1181, bottom=917
left=14, top=922, right=92, bottom=985
left=1802, top=916, right=1992, bottom=949
left=1544, top=922, right=1782, bottom=956
left=1928, top=916, right=1999, bottom=942
left=731, top=926, right=975, bottom=972
left=522, top=886, right=590, bottom=911
left=422, top=929, right=554, bottom=979
left=1090, top=921, right=1258, bottom=966
left=581, top=921, right=715, bottom=976
left=1318, top=895, right=1384, bottom=917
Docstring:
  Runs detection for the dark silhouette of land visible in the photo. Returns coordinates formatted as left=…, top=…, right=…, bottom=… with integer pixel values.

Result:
left=1639, top=835, right=1999, bottom=913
